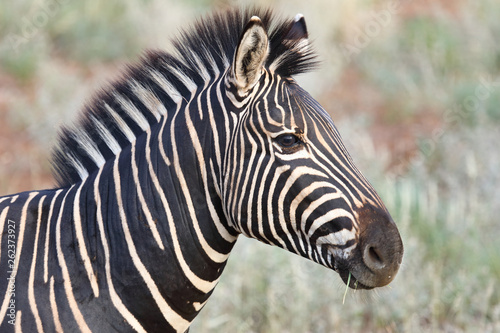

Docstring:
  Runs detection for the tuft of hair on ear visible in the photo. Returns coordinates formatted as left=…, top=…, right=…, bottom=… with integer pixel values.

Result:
left=266, top=13, right=319, bottom=77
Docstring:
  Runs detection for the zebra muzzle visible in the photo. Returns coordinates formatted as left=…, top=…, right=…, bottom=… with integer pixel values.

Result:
left=355, top=207, right=404, bottom=288
left=330, top=206, right=404, bottom=289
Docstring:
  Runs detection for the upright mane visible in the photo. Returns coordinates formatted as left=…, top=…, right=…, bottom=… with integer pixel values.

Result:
left=51, top=7, right=318, bottom=187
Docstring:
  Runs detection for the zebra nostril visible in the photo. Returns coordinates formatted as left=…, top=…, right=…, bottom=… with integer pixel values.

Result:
left=363, top=244, right=386, bottom=271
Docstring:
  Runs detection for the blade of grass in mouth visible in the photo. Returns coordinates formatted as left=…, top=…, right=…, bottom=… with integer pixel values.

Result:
left=342, top=272, right=351, bottom=305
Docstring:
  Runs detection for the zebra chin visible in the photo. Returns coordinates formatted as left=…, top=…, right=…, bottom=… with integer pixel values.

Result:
left=321, top=207, right=404, bottom=290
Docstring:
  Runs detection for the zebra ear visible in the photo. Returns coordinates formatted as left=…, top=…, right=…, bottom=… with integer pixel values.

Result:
left=232, top=16, right=269, bottom=93
left=284, top=14, right=310, bottom=53
left=286, top=14, right=309, bottom=41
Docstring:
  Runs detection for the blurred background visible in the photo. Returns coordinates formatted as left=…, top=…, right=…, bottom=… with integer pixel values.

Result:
left=1, top=0, right=499, bottom=331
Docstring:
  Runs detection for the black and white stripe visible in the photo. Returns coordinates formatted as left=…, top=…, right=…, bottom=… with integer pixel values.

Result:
left=0, top=8, right=403, bottom=332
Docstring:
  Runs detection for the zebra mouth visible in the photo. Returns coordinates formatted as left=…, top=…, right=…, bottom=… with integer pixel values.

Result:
left=331, top=255, right=373, bottom=290
left=324, top=244, right=375, bottom=290
left=337, top=269, right=373, bottom=290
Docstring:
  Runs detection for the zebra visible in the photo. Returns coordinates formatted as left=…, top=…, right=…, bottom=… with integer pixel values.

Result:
left=0, top=7, right=403, bottom=333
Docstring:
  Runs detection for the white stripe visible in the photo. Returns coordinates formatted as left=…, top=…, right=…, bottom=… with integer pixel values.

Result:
left=43, top=189, right=64, bottom=283
left=186, top=99, right=237, bottom=243
left=300, top=193, right=349, bottom=234
left=171, top=106, right=229, bottom=263
left=315, top=229, right=356, bottom=247
left=189, top=50, right=211, bottom=83
left=10, top=195, right=18, bottom=203
left=289, top=182, right=339, bottom=232
left=274, top=147, right=310, bottom=160
left=55, top=187, right=92, bottom=332
left=113, top=156, right=191, bottom=332
left=0, top=207, right=10, bottom=264
left=91, top=115, right=122, bottom=154
left=217, top=41, right=230, bottom=69
left=93, top=167, right=146, bottom=333
left=73, top=181, right=100, bottom=297
left=260, top=75, right=283, bottom=127
left=104, top=103, right=136, bottom=142
left=168, top=64, right=197, bottom=94
left=225, top=112, right=247, bottom=227
left=113, top=92, right=150, bottom=131
left=209, top=159, right=221, bottom=199
left=151, top=128, right=220, bottom=293
left=308, top=119, right=378, bottom=208
left=207, top=80, right=222, bottom=170
left=0, top=192, right=38, bottom=325
left=49, top=276, right=64, bottom=333
left=131, top=139, right=165, bottom=250
left=241, top=107, right=268, bottom=238
left=157, top=104, right=173, bottom=167
left=129, top=79, right=166, bottom=120
left=14, top=310, right=22, bottom=333
left=284, top=82, right=297, bottom=128
left=277, top=168, right=329, bottom=254
left=65, top=152, right=89, bottom=181
left=273, top=78, right=288, bottom=124
left=225, top=89, right=253, bottom=109
left=308, top=129, right=364, bottom=205
left=265, top=165, right=290, bottom=248
left=196, top=81, right=208, bottom=120
left=148, top=69, right=182, bottom=104
left=28, top=195, right=46, bottom=333
left=216, top=77, right=231, bottom=159
left=236, top=119, right=259, bottom=239
left=204, top=50, right=220, bottom=77
left=269, top=53, right=287, bottom=72
left=301, top=193, right=352, bottom=260
left=72, top=128, right=106, bottom=168
left=251, top=112, right=276, bottom=243
left=307, top=209, right=355, bottom=239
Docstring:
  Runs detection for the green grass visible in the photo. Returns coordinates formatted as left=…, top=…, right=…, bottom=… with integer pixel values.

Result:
left=1, top=0, right=499, bottom=331
left=45, top=1, right=143, bottom=63
left=0, top=46, right=40, bottom=82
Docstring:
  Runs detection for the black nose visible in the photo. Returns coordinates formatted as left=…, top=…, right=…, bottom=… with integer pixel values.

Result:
left=357, top=207, right=404, bottom=287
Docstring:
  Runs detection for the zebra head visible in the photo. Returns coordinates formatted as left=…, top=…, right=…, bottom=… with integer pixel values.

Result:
left=223, top=14, right=403, bottom=289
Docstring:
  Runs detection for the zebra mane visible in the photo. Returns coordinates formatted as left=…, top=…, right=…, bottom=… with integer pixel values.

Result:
left=51, top=7, right=318, bottom=187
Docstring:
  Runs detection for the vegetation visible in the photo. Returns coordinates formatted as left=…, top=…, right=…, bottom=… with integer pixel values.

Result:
left=1, top=0, right=499, bottom=331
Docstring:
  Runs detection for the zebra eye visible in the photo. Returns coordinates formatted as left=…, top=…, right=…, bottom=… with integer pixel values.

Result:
left=276, top=133, right=301, bottom=148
